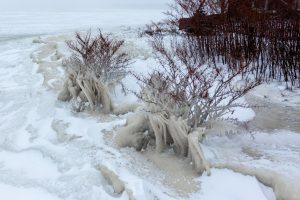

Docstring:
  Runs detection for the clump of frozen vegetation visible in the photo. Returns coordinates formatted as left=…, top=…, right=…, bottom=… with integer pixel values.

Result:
left=115, top=0, right=298, bottom=198
left=58, top=30, right=131, bottom=113
left=116, top=34, right=260, bottom=174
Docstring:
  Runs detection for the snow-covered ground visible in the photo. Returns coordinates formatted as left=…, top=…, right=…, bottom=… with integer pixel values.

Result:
left=0, top=6, right=299, bottom=200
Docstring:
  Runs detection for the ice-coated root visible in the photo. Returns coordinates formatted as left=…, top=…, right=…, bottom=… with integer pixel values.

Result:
left=167, top=116, right=189, bottom=157
left=148, top=114, right=211, bottom=174
left=115, top=111, right=151, bottom=151
left=213, top=163, right=300, bottom=200
left=148, top=113, right=189, bottom=156
left=97, top=83, right=114, bottom=114
left=58, top=72, right=115, bottom=114
left=148, top=113, right=169, bottom=153
left=188, top=128, right=211, bottom=175
left=116, top=111, right=212, bottom=175
left=76, top=78, right=97, bottom=111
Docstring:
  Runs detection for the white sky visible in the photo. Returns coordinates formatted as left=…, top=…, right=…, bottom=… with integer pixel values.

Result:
left=0, top=0, right=172, bottom=11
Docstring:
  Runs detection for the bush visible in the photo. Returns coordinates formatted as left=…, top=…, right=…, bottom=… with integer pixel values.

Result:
left=116, top=1, right=263, bottom=174
left=58, top=30, right=131, bottom=113
left=117, top=0, right=297, bottom=180
left=116, top=33, right=260, bottom=174
left=141, top=35, right=260, bottom=126
left=146, top=0, right=300, bottom=88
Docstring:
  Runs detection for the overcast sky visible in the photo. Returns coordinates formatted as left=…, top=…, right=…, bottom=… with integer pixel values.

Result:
left=0, top=0, right=172, bottom=11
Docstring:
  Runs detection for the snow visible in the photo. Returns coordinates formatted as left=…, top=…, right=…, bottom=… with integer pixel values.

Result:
left=203, top=130, right=300, bottom=182
left=1, top=4, right=298, bottom=200
left=194, top=169, right=268, bottom=200
left=251, top=82, right=300, bottom=107
left=0, top=183, right=62, bottom=200
left=222, top=96, right=256, bottom=122
left=0, top=150, right=60, bottom=180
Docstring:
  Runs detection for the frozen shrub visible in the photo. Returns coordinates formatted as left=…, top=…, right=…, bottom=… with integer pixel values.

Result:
left=58, top=30, right=131, bottom=113
left=147, top=35, right=260, bottom=126
left=116, top=34, right=260, bottom=174
left=116, top=0, right=262, bottom=175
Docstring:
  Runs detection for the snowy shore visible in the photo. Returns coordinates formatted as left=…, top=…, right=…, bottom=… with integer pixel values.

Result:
left=0, top=10, right=299, bottom=200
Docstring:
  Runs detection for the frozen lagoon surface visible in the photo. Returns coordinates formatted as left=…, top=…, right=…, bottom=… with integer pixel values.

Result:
left=0, top=9, right=299, bottom=200
left=0, top=10, right=166, bottom=40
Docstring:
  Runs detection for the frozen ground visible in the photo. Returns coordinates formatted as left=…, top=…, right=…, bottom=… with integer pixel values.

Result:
left=0, top=8, right=299, bottom=200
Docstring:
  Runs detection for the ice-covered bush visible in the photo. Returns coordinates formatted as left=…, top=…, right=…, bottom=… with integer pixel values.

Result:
left=148, top=35, right=260, bottom=126
left=116, top=34, right=260, bottom=174
left=58, top=30, right=131, bottom=113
